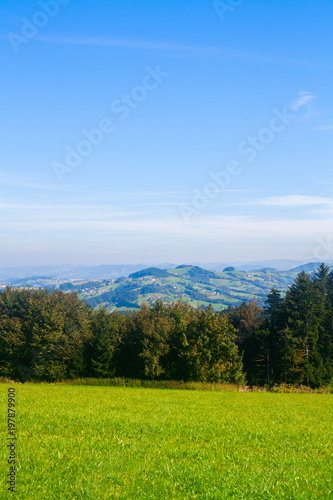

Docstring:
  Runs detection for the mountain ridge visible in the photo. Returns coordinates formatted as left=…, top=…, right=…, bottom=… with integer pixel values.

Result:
left=1, top=259, right=332, bottom=282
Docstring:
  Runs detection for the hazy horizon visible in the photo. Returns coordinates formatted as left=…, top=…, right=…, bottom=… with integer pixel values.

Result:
left=1, top=258, right=332, bottom=274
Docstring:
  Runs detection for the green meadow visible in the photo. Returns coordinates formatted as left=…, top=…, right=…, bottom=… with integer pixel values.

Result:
left=1, top=384, right=332, bottom=499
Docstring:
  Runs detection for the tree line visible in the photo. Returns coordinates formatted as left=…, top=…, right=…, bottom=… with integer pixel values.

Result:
left=0, top=264, right=332, bottom=387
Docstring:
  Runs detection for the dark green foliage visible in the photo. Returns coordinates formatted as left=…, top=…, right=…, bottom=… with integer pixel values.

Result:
left=1, top=264, right=333, bottom=387
left=187, top=267, right=218, bottom=283
left=0, top=288, right=91, bottom=381
left=87, top=309, right=124, bottom=378
left=87, top=290, right=116, bottom=307
left=60, top=282, right=75, bottom=291
left=178, top=305, right=245, bottom=383
left=129, top=267, right=170, bottom=279
left=227, top=265, right=333, bottom=387
left=140, top=283, right=165, bottom=294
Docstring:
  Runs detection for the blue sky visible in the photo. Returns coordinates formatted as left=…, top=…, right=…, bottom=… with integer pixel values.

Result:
left=1, top=0, right=332, bottom=266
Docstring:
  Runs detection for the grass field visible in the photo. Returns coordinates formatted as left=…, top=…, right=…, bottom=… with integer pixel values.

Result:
left=1, top=384, right=332, bottom=499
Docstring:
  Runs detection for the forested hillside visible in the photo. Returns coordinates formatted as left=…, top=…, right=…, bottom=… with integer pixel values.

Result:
left=0, top=264, right=332, bottom=388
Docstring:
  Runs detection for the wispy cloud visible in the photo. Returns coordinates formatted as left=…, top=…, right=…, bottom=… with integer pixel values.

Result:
left=304, top=173, right=332, bottom=186
left=30, top=35, right=328, bottom=68
left=0, top=175, right=69, bottom=192
left=260, top=195, right=333, bottom=208
left=290, top=91, right=315, bottom=111
left=5, top=212, right=333, bottom=241
left=315, top=122, right=333, bottom=131
left=35, top=35, right=202, bottom=52
left=217, top=194, right=333, bottom=211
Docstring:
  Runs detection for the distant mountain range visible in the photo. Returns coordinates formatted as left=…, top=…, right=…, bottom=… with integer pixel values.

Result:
left=81, top=263, right=333, bottom=312
left=2, top=262, right=331, bottom=312
left=1, top=259, right=332, bottom=282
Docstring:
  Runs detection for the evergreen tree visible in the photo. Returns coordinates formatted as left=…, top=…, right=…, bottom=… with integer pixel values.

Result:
left=88, top=309, right=123, bottom=378
left=282, top=271, right=322, bottom=385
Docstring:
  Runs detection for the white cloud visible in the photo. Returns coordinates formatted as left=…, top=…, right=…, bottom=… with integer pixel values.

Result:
left=259, top=195, right=333, bottom=208
left=290, top=91, right=315, bottom=111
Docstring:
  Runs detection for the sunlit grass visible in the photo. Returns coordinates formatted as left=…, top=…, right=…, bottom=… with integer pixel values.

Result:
left=0, top=384, right=332, bottom=499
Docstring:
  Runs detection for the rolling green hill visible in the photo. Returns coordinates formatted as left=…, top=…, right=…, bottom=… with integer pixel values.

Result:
left=6, top=264, right=329, bottom=312
left=73, top=265, right=309, bottom=312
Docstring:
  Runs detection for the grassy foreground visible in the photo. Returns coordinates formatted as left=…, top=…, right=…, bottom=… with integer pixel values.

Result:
left=1, top=384, right=332, bottom=499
